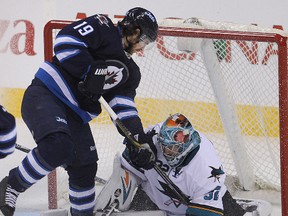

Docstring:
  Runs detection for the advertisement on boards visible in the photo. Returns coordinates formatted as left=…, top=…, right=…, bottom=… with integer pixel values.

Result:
left=0, top=0, right=287, bottom=115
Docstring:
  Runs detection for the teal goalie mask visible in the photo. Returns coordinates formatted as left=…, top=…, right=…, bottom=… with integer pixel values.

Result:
left=158, top=113, right=201, bottom=167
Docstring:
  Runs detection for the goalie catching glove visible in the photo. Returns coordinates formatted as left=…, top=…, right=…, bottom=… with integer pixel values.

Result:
left=125, top=129, right=157, bottom=170
left=78, top=60, right=108, bottom=102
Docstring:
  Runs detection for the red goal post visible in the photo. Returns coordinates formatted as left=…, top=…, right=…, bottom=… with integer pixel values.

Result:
left=43, top=18, right=288, bottom=214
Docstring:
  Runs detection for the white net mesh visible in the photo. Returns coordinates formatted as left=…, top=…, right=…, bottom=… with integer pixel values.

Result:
left=133, top=34, right=280, bottom=190
left=45, top=17, right=286, bottom=207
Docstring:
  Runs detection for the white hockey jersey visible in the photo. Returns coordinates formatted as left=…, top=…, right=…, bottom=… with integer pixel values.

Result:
left=121, top=123, right=227, bottom=216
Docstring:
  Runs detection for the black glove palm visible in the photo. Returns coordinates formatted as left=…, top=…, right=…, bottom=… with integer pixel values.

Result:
left=126, top=129, right=157, bottom=170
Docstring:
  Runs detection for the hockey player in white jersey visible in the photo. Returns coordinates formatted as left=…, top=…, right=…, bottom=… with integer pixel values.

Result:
left=95, top=113, right=272, bottom=216
left=121, top=113, right=240, bottom=215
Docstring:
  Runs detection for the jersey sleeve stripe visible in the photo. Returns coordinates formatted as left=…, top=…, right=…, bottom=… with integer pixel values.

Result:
left=36, top=62, right=98, bottom=123
left=54, top=35, right=88, bottom=48
left=55, top=49, right=81, bottom=62
left=109, top=96, right=136, bottom=109
left=116, top=110, right=138, bottom=120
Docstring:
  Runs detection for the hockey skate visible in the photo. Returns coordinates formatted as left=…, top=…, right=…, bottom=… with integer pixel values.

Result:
left=235, top=198, right=272, bottom=216
left=0, top=176, right=20, bottom=216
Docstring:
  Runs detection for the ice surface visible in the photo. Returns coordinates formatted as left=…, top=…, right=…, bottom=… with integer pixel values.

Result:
left=0, top=119, right=282, bottom=215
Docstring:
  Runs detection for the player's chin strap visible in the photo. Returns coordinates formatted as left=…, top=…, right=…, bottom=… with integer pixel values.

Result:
left=15, top=143, right=107, bottom=185
left=98, top=96, right=191, bottom=206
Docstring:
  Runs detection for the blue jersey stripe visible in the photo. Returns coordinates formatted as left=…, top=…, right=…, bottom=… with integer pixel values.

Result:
left=35, top=62, right=98, bottom=123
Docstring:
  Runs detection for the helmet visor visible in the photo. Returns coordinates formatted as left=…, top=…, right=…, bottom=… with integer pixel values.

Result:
left=139, top=33, right=154, bottom=45
left=136, top=34, right=156, bottom=51
left=161, top=130, right=190, bottom=158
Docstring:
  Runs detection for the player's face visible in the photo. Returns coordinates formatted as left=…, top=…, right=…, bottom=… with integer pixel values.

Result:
left=125, top=29, right=152, bottom=54
left=174, top=130, right=189, bottom=143
left=162, top=131, right=188, bottom=157
left=130, top=40, right=149, bottom=54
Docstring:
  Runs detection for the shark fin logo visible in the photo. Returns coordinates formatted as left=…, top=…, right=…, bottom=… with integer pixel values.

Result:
left=208, top=166, right=225, bottom=183
left=157, top=180, right=190, bottom=208
left=120, top=170, right=132, bottom=204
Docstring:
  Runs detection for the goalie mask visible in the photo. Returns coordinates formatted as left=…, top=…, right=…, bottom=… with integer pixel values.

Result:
left=119, top=7, right=158, bottom=44
left=158, top=113, right=201, bottom=168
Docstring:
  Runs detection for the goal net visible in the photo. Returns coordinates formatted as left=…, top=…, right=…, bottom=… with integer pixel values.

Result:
left=43, top=17, right=288, bottom=214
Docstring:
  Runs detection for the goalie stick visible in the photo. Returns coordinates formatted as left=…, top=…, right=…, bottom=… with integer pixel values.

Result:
left=15, top=143, right=107, bottom=184
left=98, top=96, right=191, bottom=206
left=15, top=143, right=30, bottom=153
left=95, top=200, right=119, bottom=216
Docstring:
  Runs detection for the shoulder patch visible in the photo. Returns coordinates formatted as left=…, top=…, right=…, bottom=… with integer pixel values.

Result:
left=103, top=59, right=129, bottom=90
left=208, top=166, right=225, bottom=182
left=94, top=14, right=110, bottom=28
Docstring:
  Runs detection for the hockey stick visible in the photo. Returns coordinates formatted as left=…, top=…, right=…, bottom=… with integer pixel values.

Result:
left=98, top=96, right=191, bottom=206
left=15, top=143, right=107, bottom=184
left=15, top=143, right=30, bottom=153
left=95, top=200, right=119, bottom=216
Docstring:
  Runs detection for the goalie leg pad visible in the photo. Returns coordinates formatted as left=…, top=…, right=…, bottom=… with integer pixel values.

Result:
left=94, top=210, right=167, bottom=216
left=94, top=152, right=140, bottom=212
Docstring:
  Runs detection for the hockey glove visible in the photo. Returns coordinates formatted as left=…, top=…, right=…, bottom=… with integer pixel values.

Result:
left=0, top=105, right=16, bottom=159
left=78, top=60, right=108, bottom=102
left=126, top=130, right=157, bottom=170
left=0, top=105, right=16, bottom=131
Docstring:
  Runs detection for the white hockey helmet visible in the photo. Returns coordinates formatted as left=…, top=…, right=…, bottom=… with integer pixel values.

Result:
left=158, top=113, right=201, bottom=168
